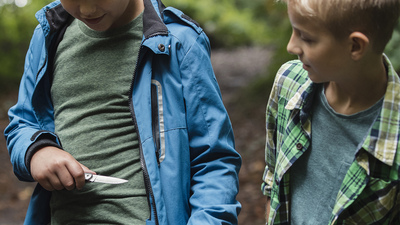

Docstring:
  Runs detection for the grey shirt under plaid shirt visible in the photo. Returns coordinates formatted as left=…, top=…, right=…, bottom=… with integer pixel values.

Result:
left=262, top=55, right=400, bottom=225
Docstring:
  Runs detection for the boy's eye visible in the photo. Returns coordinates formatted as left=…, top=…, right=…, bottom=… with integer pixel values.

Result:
left=301, top=36, right=314, bottom=43
left=299, top=33, right=314, bottom=43
left=293, top=28, right=314, bottom=43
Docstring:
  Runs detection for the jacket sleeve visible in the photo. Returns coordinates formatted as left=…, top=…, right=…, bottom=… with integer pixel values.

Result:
left=4, top=25, right=61, bottom=182
left=179, top=30, right=242, bottom=224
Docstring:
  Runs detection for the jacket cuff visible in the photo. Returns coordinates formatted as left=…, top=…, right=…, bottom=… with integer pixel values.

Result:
left=25, top=135, right=62, bottom=174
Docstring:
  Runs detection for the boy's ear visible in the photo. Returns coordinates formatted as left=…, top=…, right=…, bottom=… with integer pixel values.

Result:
left=349, top=32, right=370, bottom=61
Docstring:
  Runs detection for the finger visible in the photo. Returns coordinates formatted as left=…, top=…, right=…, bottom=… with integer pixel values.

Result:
left=82, top=165, right=96, bottom=174
left=66, top=163, right=87, bottom=190
left=52, top=180, right=66, bottom=191
left=38, top=179, right=55, bottom=191
left=80, top=163, right=96, bottom=174
left=56, top=169, right=77, bottom=191
left=48, top=172, right=67, bottom=191
left=40, top=174, right=64, bottom=191
left=32, top=170, right=61, bottom=191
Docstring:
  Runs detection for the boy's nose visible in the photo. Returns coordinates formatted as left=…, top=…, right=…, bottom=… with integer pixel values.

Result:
left=286, top=33, right=302, bottom=56
left=79, top=1, right=97, bottom=17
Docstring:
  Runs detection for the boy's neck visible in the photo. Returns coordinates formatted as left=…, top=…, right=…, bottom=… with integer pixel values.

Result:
left=324, top=55, right=387, bottom=115
left=117, top=0, right=144, bottom=29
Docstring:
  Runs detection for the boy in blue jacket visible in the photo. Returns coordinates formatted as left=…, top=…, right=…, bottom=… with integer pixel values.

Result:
left=262, top=0, right=400, bottom=224
left=4, top=0, right=241, bottom=224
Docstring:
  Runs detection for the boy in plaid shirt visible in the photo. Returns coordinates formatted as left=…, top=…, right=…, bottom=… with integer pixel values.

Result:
left=262, top=0, right=400, bottom=224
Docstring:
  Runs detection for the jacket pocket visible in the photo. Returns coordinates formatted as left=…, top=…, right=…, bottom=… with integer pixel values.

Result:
left=151, top=79, right=165, bottom=164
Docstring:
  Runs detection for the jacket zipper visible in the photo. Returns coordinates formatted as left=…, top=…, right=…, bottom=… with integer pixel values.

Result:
left=129, top=46, right=160, bottom=225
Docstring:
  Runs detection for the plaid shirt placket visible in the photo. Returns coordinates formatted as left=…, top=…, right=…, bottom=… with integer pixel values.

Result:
left=263, top=57, right=400, bottom=225
left=263, top=61, right=314, bottom=224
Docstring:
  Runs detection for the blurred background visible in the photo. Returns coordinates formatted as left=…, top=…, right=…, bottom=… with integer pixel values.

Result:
left=0, top=0, right=399, bottom=224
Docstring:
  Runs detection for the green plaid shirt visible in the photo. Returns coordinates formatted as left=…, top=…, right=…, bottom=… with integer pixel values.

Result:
left=262, top=56, right=400, bottom=225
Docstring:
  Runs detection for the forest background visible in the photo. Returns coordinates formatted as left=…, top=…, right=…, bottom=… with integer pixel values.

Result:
left=0, top=0, right=399, bottom=224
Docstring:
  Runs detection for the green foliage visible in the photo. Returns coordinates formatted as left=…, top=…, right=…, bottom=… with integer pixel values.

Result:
left=235, top=1, right=293, bottom=102
left=0, top=0, right=52, bottom=93
left=385, top=24, right=400, bottom=73
left=163, top=0, right=271, bottom=48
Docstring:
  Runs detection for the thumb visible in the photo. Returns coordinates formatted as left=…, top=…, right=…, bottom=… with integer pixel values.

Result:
left=80, top=163, right=96, bottom=175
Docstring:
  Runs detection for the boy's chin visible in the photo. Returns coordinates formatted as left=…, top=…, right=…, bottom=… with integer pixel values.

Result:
left=82, top=21, right=110, bottom=32
left=306, top=73, right=324, bottom=83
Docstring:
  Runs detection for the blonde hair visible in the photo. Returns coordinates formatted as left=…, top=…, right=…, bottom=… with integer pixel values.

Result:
left=280, top=0, right=400, bottom=53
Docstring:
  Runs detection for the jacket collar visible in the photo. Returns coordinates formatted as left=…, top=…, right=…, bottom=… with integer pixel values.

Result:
left=36, top=0, right=168, bottom=40
left=143, top=0, right=168, bottom=39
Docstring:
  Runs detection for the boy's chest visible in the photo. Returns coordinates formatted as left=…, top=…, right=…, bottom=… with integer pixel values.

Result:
left=273, top=97, right=399, bottom=224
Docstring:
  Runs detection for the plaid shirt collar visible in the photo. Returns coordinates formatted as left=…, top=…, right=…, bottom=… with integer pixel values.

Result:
left=284, top=55, right=399, bottom=168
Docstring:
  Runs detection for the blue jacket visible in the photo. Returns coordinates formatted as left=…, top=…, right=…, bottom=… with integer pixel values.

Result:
left=4, top=0, right=241, bottom=224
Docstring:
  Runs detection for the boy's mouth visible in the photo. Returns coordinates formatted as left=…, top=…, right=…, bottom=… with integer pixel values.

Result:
left=299, top=58, right=310, bottom=70
left=302, top=63, right=311, bottom=71
left=84, top=15, right=105, bottom=25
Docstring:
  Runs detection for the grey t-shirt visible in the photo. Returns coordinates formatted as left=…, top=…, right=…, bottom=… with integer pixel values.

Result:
left=290, top=86, right=383, bottom=224
left=50, top=13, right=149, bottom=224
